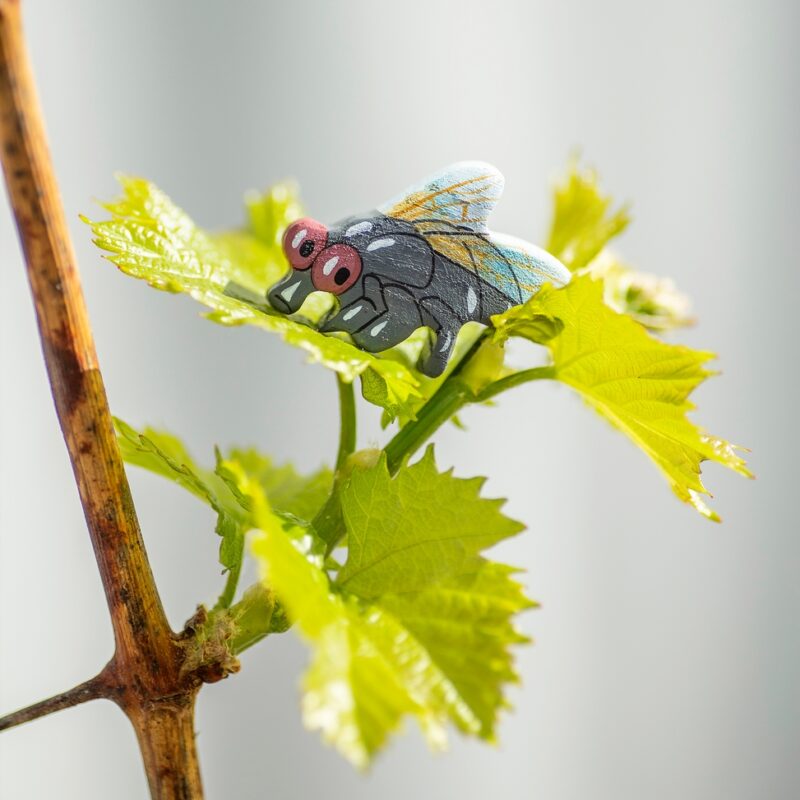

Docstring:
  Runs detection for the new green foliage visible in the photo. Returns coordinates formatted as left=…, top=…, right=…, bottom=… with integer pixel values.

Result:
left=546, top=162, right=692, bottom=329
left=115, top=418, right=331, bottom=606
left=251, top=449, right=532, bottom=767
left=337, top=448, right=523, bottom=597
left=86, top=177, right=421, bottom=412
left=114, top=418, right=249, bottom=575
left=118, top=427, right=534, bottom=767
left=491, top=275, right=751, bottom=519
left=546, top=160, right=630, bottom=271
left=101, top=158, right=751, bottom=772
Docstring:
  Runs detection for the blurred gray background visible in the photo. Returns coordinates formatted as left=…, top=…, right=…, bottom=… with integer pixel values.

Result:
left=1, top=1, right=797, bottom=798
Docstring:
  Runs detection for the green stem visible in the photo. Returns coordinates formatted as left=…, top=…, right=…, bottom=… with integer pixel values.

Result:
left=214, top=534, right=244, bottom=610
left=335, top=376, right=357, bottom=470
left=476, top=366, right=555, bottom=402
left=227, top=584, right=285, bottom=654
left=384, top=378, right=473, bottom=474
left=311, top=376, right=358, bottom=551
left=384, top=342, right=556, bottom=474
left=384, top=332, right=489, bottom=474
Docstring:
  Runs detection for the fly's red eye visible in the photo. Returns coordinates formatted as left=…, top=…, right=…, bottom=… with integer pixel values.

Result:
left=311, top=244, right=362, bottom=295
left=282, top=217, right=328, bottom=270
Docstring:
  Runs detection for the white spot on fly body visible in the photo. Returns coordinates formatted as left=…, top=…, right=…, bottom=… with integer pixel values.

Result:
left=343, top=305, right=363, bottom=321
left=466, top=287, right=478, bottom=314
left=366, top=238, right=395, bottom=252
left=345, top=221, right=373, bottom=237
left=439, top=331, right=453, bottom=352
left=291, top=229, right=307, bottom=249
left=322, top=255, right=340, bottom=276
left=370, top=320, right=388, bottom=337
left=281, top=281, right=301, bottom=302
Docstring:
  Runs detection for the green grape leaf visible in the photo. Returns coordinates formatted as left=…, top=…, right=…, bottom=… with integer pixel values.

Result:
left=546, top=160, right=630, bottom=271
left=337, top=448, right=523, bottom=597
left=114, top=418, right=330, bottom=573
left=85, top=177, right=420, bottom=412
left=375, top=561, right=533, bottom=736
left=114, top=418, right=247, bottom=570
left=491, top=276, right=752, bottom=520
left=224, top=448, right=333, bottom=523
left=546, top=161, right=692, bottom=331
left=244, top=181, right=304, bottom=250
left=249, top=448, right=531, bottom=768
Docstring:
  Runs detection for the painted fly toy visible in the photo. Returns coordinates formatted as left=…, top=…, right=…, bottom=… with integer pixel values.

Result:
left=266, top=162, right=571, bottom=377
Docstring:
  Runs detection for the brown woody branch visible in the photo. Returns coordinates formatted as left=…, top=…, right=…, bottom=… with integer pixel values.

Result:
left=0, top=2, right=219, bottom=797
left=0, top=676, right=108, bottom=733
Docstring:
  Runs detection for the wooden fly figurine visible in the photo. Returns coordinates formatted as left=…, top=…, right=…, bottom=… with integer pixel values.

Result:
left=267, top=162, right=571, bottom=377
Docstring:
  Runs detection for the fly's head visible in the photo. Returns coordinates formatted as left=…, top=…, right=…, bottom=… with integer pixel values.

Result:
left=267, top=217, right=363, bottom=313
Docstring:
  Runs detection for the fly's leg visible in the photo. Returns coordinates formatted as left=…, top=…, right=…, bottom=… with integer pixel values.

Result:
left=418, top=297, right=462, bottom=378
left=350, top=286, right=424, bottom=353
left=319, top=276, right=385, bottom=335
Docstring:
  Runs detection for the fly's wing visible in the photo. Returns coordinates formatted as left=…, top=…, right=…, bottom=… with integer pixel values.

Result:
left=378, top=162, right=504, bottom=233
left=417, top=224, right=571, bottom=305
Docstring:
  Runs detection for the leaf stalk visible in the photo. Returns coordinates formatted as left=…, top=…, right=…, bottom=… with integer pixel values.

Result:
left=385, top=343, right=556, bottom=473
left=476, top=366, right=555, bottom=402
left=385, top=377, right=473, bottom=473
left=215, top=552, right=244, bottom=610
left=335, top=375, right=357, bottom=470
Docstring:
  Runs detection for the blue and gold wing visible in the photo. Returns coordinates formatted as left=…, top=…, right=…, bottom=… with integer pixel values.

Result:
left=378, top=162, right=504, bottom=234
left=413, top=222, right=571, bottom=305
